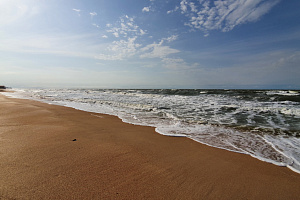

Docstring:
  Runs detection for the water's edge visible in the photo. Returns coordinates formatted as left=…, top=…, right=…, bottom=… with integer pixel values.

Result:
left=2, top=91, right=299, bottom=174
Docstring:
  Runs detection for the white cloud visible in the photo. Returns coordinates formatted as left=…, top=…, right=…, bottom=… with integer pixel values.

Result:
left=90, top=12, right=97, bottom=18
left=140, top=29, right=147, bottom=36
left=180, top=0, right=188, bottom=14
left=140, top=40, right=180, bottom=59
left=95, top=37, right=141, bottom=60
left=97, top=15, right=182, bottom=66
left=106, top=15, right=146, bottom=38
left=167, top=6, right=179, bottom=14
left=142, top=7, right=150, bottom=12
left=72, top=8, right=81, bottom=12
left=164, top=35, right=178, bottom=43
left=177, top=0, right=280, bottom=34
left=95, top=32, right=181, bottom=63
left=72, top=8, right=81, bottom=16
left=112, top=32, right=119, bottom=38
left=138, top=35, right=182, bottom=67
left=189, top=2, right=197, bottom=13
left=95, top=15, right=152, bottom=61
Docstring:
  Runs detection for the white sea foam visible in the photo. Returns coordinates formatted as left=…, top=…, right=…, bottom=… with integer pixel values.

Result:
left=266, top=90, right=300, bottom=96
left=2, top=88, right=300, bottom=174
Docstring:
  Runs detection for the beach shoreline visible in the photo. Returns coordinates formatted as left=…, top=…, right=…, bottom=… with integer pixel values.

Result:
left=1, top=93, right=300, bottom=199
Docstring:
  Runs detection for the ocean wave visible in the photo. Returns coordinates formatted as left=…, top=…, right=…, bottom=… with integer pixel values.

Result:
left=3, top=88, right=300, bottom=174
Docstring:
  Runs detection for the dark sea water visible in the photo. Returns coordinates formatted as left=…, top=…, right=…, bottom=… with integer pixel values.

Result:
left=5, top=89, right=300, bottom=173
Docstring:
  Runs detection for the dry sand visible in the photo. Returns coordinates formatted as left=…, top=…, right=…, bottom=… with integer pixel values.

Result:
left=0, top=94, right=300, bottom=199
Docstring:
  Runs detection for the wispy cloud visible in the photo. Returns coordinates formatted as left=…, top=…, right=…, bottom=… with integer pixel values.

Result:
left=164, top=35, right=178, bottom=43
left=142, top=0, right=158, bottom=13
left=95, top=37, right=141, bottom=60
left=96, top=13, right=182, bottom=66
left=72, top=8, right=81, bottom=12
left=167, top=6, right=179, bottom=14
left=90, top=11, right=97, bottom=19
left=140, top=38, right=180, bottom=59
left=180, top=0, right=188, bottom=14
left=172, top=0, right=281, bottom=35
left=140, top=35, right=179, bottom=58
left=72, top=8, right=81, bottom=16
left=106, top=15, right=146, bottom=38
left=95, top=13, right=181, bottom=64
left=95, top=35, right=184, bottom=69
left=67, top=9, right=186, bottom=69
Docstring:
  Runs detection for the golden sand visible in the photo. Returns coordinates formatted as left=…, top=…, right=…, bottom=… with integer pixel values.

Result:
left=0, top=94, right=299, bottom=199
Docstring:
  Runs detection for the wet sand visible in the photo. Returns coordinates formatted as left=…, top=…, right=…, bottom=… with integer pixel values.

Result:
left=0, top=94, right=299, bottom=199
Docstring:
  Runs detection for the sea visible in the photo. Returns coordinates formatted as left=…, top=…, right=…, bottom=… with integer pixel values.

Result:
left=4, top=88, right=300, bottom=173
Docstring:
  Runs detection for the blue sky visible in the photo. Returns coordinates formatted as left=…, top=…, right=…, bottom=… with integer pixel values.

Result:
left=1, top=0, right=299, bottom=89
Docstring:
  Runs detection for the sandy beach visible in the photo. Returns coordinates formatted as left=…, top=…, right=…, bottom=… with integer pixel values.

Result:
left=0, top=93, right=300, bottom=200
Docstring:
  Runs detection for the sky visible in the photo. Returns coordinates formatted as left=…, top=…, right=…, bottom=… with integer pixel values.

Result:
left=0, top=0, right=300, bottom=89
